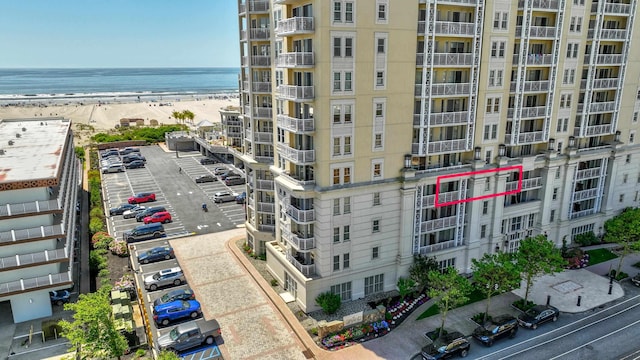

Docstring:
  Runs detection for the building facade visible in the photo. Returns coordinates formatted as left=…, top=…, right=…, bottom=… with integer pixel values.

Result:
left=0, top=118, right=79, bottom=322
left=233, top=0, right=640, bottom=312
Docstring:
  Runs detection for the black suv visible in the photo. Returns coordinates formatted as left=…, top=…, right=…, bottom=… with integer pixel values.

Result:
left=136, top=206, right=167, bottom=222
left=472, top=314, right=518, bottom=346
left=200, top=157, right=216, bottom=165
left=632, top=273, right=640, bottom=287
left=421, top=331, right=470, bottom=359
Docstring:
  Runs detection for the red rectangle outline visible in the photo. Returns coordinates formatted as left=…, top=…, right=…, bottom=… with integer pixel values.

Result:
left=435, top=165, right=523, bottom=207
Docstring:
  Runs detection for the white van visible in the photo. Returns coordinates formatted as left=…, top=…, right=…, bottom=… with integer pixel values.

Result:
left=102, top=163, right=125, bottom=174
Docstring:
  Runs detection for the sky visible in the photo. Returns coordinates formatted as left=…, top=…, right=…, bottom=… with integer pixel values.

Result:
left=0, top=0, right=240, bottom=68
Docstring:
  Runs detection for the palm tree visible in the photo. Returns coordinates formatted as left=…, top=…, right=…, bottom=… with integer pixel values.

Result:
left=171, top=111, right=183, bottom=124
left=182, top=110, right=195, bottom=124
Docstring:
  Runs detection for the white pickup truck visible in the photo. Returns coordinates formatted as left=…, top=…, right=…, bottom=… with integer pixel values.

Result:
left=157, top=320, right=221, bottom=353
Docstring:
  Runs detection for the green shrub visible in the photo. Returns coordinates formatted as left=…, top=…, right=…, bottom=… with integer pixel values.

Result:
left=512, top=299, right=536, bottom=311
left=610, top=269, right=629, bottom=281
left=74, top=146, right=86, bottom=163
left=89, top=251, right=107, bottom=272
left=89, top=207, right=105, bottom=219
left=89, top=217, right=105, bottom=235
left=91, top=231, right=111, bottom=245
left=109, top=239, right=129, bottom=257
left=315, top=292, right=341, bottom=315
left=135, top=348, right=146, bottom=358
left=94, top=236, right=111, bottom=250
left=270, top=279, right=278, bottom=287
left=310, top=327, right=318, bottom=336
left=87, top=169, right=101, bottom=181
left=574, top=231, right=599, bottom=246
left=98, top=268, right=110, bottom=279
left=472, top=312, right=491, bottom=324
left=90, top=190, right=102, bottom=208
left=397, top=277, right=416, bottom=300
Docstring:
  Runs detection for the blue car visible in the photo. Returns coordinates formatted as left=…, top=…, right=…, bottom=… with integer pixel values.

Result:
left=153, top=300, right=201, bottom=327
left=50, top=290, right=71, bottom=305
left=137, top=246, right=174, bottom=264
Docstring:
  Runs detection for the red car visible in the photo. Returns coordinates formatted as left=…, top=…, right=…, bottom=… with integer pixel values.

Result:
left=144, top=211, right=172, bottom=224
left=128, top=192, right=156, bottom=204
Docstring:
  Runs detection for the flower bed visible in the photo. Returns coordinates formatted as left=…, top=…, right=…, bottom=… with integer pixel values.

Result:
left=387, top=293, right=429, bottom=328
left=321, top=320, right=390, bottom=350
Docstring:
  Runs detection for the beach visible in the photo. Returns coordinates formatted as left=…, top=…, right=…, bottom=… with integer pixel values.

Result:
left=0, top=94, right=240, bottom=146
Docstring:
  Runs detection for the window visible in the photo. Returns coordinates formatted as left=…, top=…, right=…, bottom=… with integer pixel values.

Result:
left=373, top=162, right=382, bottom=178
left=377, top=38, right=386, bottom=53
left=377, top=3, right=387, bottom=21
left=343, top=253, right=350, bottom=269
left=345, top=38, right=353, bottom=57
left=570, top=16, right=582, bottom=32
left=630, top=132, right=635, bottom=144
left=491, top=41, right=506, bottom=58
left=557, top=141, right=563, bottom=153
left=333, top=37, right=342, bottom=57
left=550, top=209, right=556, bottom=222
left=333, top=72, right=341, bottom=91
left=484, top=124, right=498, bottom=140
left=489, top=70, right=503, bottom=87
left=344, top=136, right=352, bottom=154
left=566, top=43, right=579, bottom=58
left=333, top=1, right=354, bottom=24
left=563, top=69, right=575, bottom=84
left=634, top=112, right=639, bottom=123
left=364, top=274, right=384, bottom=296
left=331, top=282, right=352, bottom=301
left=553, top=188, right=558, bottom=200
left=344, top=167, right=351, bottom=183
left=556, top=169, right=561, bottom=179
left=345, top=72, right=352, bottom=91
left=485, top=150, right=492, bottom=164
left=573, top=0, right=585, bottom=4
left=343, top=225, right=350, bottom=241
left=333, top=198, right=341, bottom=215
left=333, top=227, right=340, bottom=243
left=627, top=154, right=631, bottom=163
left=343, top=197, right=351, bottom=214
left=486, top=98, right=501, bottom=113
left=375, top=102, right=384, bottom=117
left=333, top=255, right=340, bottom=270
left=437, top=258, right=456, bottom=272
left=372, top=246, right=379, bottom=259
left=557, top=118, right=569, bottom=132
left=333, top=137, right=341, bottom=156
left=373, top=192, right=381, bottom=206
left=374, top=133, right=383, bottom=149
left=332, top=103, right=353, bottom=124
left=485, top=179, right=491, bottom=191
left=623, top=174, right=628, bottom=184
left=372, top=219, right=380, bottom=233
left=480, top=224, right=487, bottom=238
left=376, top=71, right=385, bottom=86
left=333, top=37, right=353, bottom=58
left=493, top=12, right=508, bottom=29
left=620, top=194, right=625, bottom=203
left=333, top=168, right=340, bottom=185
left=482, top=201, right=489, bottom=215
left=560, top=94, right=572, bottom=108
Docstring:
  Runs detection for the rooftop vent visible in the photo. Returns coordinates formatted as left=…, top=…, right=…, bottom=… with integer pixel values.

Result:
left=8, top=140, right=14, bottom=146
left=22, top=127, right=27, bottom=132
left=15, top=133, right=21, bottom=138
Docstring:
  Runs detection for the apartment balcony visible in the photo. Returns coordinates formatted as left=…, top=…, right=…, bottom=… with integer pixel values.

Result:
left=505, top=131, right=545, bottom=144
left=518, top=0, right=560, bottom=10
left=515, top=26, right=557, bottom=38
left=277, top=114, right=314, bottom=133
left=250, top=81, right=272, bottom=93
left=573, top=188, right=600, bottom=201
left=246, top=106, right=272, bottom=119
left=590, top=54, right=623, bottom=65
left=506, top=177, right=543, bottom=192
left=249, top=28, right=271, bottom=40
left=250, top=55, right=271, bottom=67
left=276, top=85, right=314, bottom=102
left=420, top=82, right=471, bottom=96
left=580, top=78, right=620, bottom=90
left=0, top=198, right=62, bottom=219
left=434, top=21, right=476, bottom=36
left=421, top=216, right=458, bottom=233
left=285, top=204, right=314, bottom=223
left=275, top=17, right=314, bottom=36
left=504, top=199, right=542, bottom=209
left=570, top=208, right=598, bottom=219
left=277, top=143, right=315, bottom=165
left=280, top=171, right=316, bottom=187
left=0, top=248, right=68, bottom=271
left=576, top=167, right=602, bottom=180
left=258, top=224, right=276, bottom=233
left=418, top=239, right=465, bottom=255
left=412, top=111, right=470, bottom=127
left=281, top=227, right=315, bottom=251
left=255, top=179, right=274, bottom=191
left=507, top=106, right=547, bottom=119
left=0, top=224, right=65, bottom=245
left=421, top=53, right=474, bottom=67
left=509, top=80, right=550, bottom=93
left=592, top=1, right=632, bottom=15
left=573, top=123, right=613, bottom=137
left=425, top=139, right=467, bottom=154
left=513, top=54, right=554, bottom=66
left=238, top=0, right=269, bottom=14
left=421, top=191, right=462, bottom=207
left=285, top=253, right=315, bottom=277
left=421, top=0, right=476, bottom=5
left=257, top=202, right=275, bottom=213
left=578, top=101, right=617, bottom=113
left=276, top=52, right=314, bottom=68
left=504, top=229, right=534, bottom=242
left=0, top=269, right=72, bottom=296
left=588, top=28, right=628, bottom=40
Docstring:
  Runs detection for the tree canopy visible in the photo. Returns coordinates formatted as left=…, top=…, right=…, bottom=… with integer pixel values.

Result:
left=409, top=254, right=439, bottom=292
left=472, top=252, right=521, bottom=322
left=604, top=207, right=640, bottom=275
left=515, top=235, right=565, bottom=303
left=427, top=267, right=471, bottom=338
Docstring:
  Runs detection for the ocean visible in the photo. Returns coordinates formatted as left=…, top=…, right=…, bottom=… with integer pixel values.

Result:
left=0, top=67, right=240, bottom=101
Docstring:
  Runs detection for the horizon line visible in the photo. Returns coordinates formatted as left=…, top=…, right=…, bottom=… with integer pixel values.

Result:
left=0, top=66, right=241, bottom=70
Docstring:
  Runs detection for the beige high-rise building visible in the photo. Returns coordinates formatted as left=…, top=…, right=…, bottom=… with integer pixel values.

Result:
left=233, top=0, right=640, bottom=312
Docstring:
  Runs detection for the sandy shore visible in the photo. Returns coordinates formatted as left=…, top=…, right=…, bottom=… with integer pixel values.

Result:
left=0, top=95, right=240, bottom=145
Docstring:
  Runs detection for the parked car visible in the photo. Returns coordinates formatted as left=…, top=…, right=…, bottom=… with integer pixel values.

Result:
left=195, top=174, right=216, bottom=183
left=122, top=153, right=146, bottom=163
left=153, top=300, right=201, bottom=327
left=156, top=321, right=221, bottom=353
left=137, top=246, right=174, bottom=264
left=125, top=160, right=145, bottom=169
left=50, top=290, right=71, bottom=305
left=109, top=203, right=137, bottom=216
left=144, top=267, right=185, bottom=291
left=219, top=171, right=238, bottom=180
left=225, top=176, right=246, bottom=186
left=199, top=157, right=216, bottom=165
left=236, top=192, right=246, bottom=204
left=518, top=305, right=560, bottom=329
left=102, top=163, right=125, bottom=174
left=421, top=331, right=470, bottom=359
left=153, top=288, right=195, bottom=307
left=213, top=167, right=227, bottom=175
left=213, top=191, right=239, bottom=203
left=632, top=273, right=640, bottom=287
left=101, top=149, right=119, bottom=158
left=123, top=205, right=146, bottom=219
left=472, top=314, right=518, bottom=346
left=119, top=147, right=140, bottom=155
left=123, top=223, right=166, bottom=243
left=144, top=211, right=172, bottom=224
left=136, top=206, right=167, bottom=222
left=128, top=192, right=156, bottom=204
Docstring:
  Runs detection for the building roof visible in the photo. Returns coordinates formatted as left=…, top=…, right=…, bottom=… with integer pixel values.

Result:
left=0, top=118, right=71, bottom=184
left=196, top=120, right=215, bottom=128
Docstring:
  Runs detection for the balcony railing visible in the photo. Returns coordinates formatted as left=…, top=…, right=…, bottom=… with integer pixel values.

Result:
left=420, top=139, right=466, bottom=154
left=508, top=106, right=547, bottom=119
left=514, top=53, right=554, bottom=66
left=518, top=0, right=560, bottom=10
left=277, top=114, right=315, bottom=133
left=281, top=227, right=315, bottom=251
left=276, top=52, right=314, bottom=68
left=506, top=177, right=543, bottom=192
left=574, top=124, right=613, bottom=137
left=255, top=179, right=274, bottom=191
left=0, top=224, right=65, bottom=244
left=593, top=54, right=623, bottom=64
left=251, top=82, right=272, bottom=93
left=422, top=82, right=471, bottom=96
left=0, top=269, right=72, bottom=296
left=516, top=26, right=557, bottom=38
left=573, top=188, right=600, bottom=201
left=280, top=171, right=316, bottom=186
left=510, top=80, right=550, bottom=93
left=592, top=2, right=632, bottom=14
left=505, top=131, right=545, bottom=144
left=257, top=202, right=275, bottom=213
left=0, top=248, right=68, bottom=270
left=421, top=216, right=458, bottom=232
left=277, top=143, right=315, bottom=164
left=420, top=111, right=470, bottom=126
left=576, top=167, right=602, bottom=180
left=417, top=53, right=474, bottom=67
left=250, top=107, right=272, bottom=118
left=251, top=131, right=272, bottom=143
left=250, top=55, right=271, bottom=67
left=418, top=239, right=464, bottom=255
left=421, top=191, right=462, bottom=207
left=434, top=21, right=476, bottom=36
left=276, top=85, right=314, bottom=101
left=589, top=101, right=617, bottom=113
left=425, top=0, right=476, bottom=5
left=570, top=208, right=597, bottom=219
left=504, top=229, right=533, bottom=242
left=285, top=204, right=315, bottom=223
left=238, top=0, right=269, bottom=13
left=275, top=17, right=314, bottom=36
left=588, top=28, right=628, bottom=40
left=285, top=253, right=315, bottom=277
left=249, top=28, right=270, bottom=40
left=0, top=199, right=61, bottom=218
left=580, top=78, right=620, bottom=89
